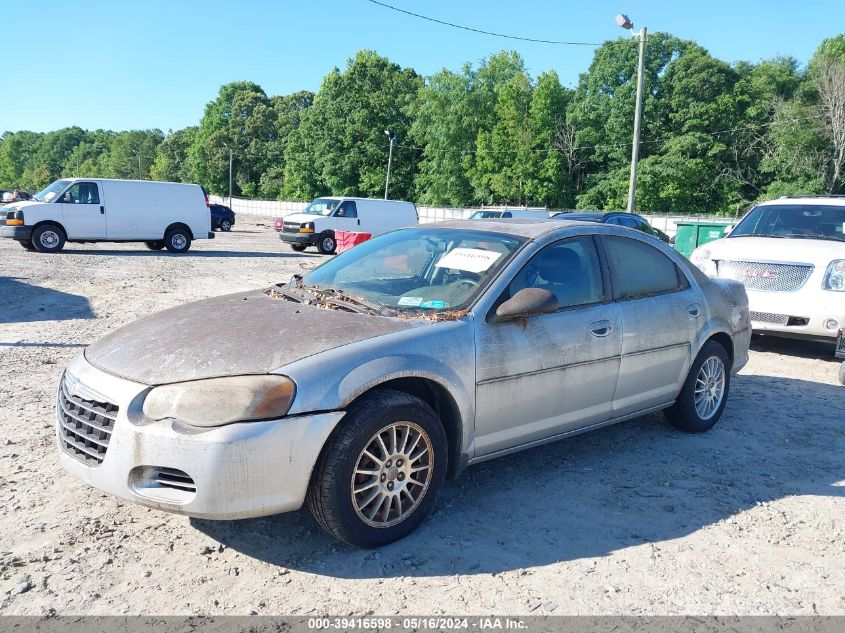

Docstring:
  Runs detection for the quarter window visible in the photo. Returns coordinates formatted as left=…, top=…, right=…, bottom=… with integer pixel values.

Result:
left=507, top=236, right=605, bottom=309
left=603, top=236, right=686, bottom=300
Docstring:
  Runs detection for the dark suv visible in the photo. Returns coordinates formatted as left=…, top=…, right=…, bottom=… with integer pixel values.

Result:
left=210, top=204, right=235, bottom=232
left=552, top=211, right=672, bottom=244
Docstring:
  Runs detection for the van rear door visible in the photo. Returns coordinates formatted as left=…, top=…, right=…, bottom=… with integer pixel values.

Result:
left=58, top=181, right=106, bottom=239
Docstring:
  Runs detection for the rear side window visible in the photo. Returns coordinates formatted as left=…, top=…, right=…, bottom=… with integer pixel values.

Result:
left=603, top=236, right=687, bottom=300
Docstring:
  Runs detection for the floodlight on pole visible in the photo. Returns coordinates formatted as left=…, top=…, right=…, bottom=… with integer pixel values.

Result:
left=616, top=13, right=647, bottom=213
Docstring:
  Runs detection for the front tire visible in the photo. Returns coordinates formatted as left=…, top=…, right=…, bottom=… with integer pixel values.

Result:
left=665, top=340, right=730, bottom=432
left=307, top=389, right=447, bottom=547
left=164, top=227, right=191, bottom=253
left=316, top=231, right=336, bottom=255
left=32, top=224, right=66, bottom=253
left=290, top=243, right=307, bottom=252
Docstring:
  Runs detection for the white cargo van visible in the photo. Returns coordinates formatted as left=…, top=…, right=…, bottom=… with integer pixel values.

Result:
left=0, top=178, right=212, bottom=253
left=280, top=197, right=418, bottom=254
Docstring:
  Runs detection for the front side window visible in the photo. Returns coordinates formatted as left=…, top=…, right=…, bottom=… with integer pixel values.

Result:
left=299, top=228, right=525, bottom=312
left=730, top=204, right=845, bottom=241
left=63, top=182, right=100, bottom=205
left=603, top=236, right=686, bottom=300
left=507, top=236, right=605, bottom=309
left=335, top=201, right=358, bottom=218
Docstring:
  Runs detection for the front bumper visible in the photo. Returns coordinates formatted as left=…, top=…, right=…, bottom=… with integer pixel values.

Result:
left=0, top=224, right=32, bottom=240
left=746, top=289, right=844, bottom=343
left=279, top=232, right=315, bottom=245
left=57, top=354, right=345, bottom=520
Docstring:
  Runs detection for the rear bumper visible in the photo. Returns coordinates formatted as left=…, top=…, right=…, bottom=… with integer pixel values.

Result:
left=0, top=225, right=32, bottom=240
left=279, top=232, right=315, bottom=245
left=207, top=232, right=215, bottom=239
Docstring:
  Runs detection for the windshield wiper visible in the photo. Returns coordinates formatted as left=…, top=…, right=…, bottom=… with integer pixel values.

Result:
left=781, top=233, right=845, bottom=242
left=303, top=286, right=396, bottom=317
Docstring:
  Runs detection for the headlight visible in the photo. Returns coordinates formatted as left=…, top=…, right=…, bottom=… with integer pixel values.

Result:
left=822, top=260, right=845, bottom=292
left=690, top=248, right=715, bottom=275
left=143, top=375, right=296, bottom=427
left=299, top=222, right=315, bottom=234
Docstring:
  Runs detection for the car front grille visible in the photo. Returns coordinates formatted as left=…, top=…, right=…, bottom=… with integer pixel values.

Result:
left=283, top=222, right=301, bottom=233
left=749, top=311, right=789, bottom=325
left=716, top=260, right=813, bottom=292
left=57, top=373, right=118, bottom=465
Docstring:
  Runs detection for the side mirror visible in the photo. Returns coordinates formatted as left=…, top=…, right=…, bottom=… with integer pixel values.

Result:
left=492, top=288, right=558, bottom=323
left=60, top=192, right=72, bottom=203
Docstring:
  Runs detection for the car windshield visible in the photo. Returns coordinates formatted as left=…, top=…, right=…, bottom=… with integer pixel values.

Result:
left=730, top=203, right=845, bottom=241
left=33, top=179, right=71, bottom=203
left=297, top=227, right=525, bottom=313
left=301, top=198, right=339, bottom=216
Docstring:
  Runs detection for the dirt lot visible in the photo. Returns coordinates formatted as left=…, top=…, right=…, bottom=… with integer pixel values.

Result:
left=1, top=220, right=843, bottom=616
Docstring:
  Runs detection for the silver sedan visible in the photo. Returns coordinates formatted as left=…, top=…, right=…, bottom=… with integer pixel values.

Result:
left=57, top=220, right=751, bottom=547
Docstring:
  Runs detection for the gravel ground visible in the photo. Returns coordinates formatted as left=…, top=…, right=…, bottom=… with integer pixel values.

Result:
left=1, top=220, right=843, bottom=616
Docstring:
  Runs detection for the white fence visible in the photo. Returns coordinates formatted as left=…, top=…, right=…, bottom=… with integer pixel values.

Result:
left=210, top=195, right=731, bottom=237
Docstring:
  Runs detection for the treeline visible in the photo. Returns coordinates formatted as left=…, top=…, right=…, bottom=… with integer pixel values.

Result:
left=2, top=34, right=844, bottom=215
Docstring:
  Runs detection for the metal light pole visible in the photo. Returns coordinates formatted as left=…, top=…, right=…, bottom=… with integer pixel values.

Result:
left=616, top=13, right=647, bottom=213
left=384, top=130, right=396, bottom=200
left=228, top=148, right=234, bottom=207
left=134, top=149, right=143, bottom=180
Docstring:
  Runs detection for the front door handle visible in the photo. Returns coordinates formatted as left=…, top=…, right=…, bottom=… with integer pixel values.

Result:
left=357, top=218, right=360, bottom=225
left=590, top=320, right=612, bottom=337
left=687, top=303, right=701, bottom=318
left=100, top=205, right=105, bottom=215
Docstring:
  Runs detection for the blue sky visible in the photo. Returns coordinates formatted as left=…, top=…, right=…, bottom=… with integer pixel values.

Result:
left=3, top=0, right=842, bottom=133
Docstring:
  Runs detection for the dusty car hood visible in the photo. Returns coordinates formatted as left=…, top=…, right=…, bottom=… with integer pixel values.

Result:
left=705, top=236, right=845, bottom=263
left=85, top=290, right=416, bottom=385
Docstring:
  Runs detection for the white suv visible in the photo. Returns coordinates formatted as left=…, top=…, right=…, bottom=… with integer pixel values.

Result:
left=690, top=197, right=844, bottom=366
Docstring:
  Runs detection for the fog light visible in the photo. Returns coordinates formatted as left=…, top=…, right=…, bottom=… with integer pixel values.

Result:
left=824, top=319, right=839, bottom=331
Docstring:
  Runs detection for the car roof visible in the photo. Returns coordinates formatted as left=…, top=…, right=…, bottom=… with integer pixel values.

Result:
left=425, top=218, right=598, bottom=239
left=760, top=197, right=845, bottom=207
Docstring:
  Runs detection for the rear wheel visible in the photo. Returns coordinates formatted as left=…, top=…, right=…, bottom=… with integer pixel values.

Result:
left=32, top=224, right=65, bottom=253
left=220, top=219, right=232, bottom=232
left=307, top=389, right=447, bottom=547
left=164, top=227, right=191, bottom=253
left=144, top=241, right=165, bottom=251
left=316, top=231, right=336, bottom=255
left=665, top=340, right=730, bottom=432
left=290, top=243, right=307, bottom=252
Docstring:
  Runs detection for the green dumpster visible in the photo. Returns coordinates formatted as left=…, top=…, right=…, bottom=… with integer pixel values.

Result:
left=673, top=221, right=731, bottom=258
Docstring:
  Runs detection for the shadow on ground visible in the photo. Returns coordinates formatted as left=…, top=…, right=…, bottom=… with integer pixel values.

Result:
left=750, top=334, right=839, bottom=362
left=193, top=374, right=844, bottom=578
left=0, top=277, right=94, bottom=324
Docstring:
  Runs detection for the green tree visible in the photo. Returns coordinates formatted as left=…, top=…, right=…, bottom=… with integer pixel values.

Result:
left=151, top=127, right=197, bottom=182
left=284, top=51, right=422, bottom=200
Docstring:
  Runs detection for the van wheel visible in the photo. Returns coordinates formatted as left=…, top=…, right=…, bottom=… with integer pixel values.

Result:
left=164, top=227, right=191, bottom=253
left=144, top=241, right=165, bottom=251
left=220, top=220, right=232, bottom=232
left=316, top=232, right=336, bottom=255
left=290, top=244, right=307, bottom=252
left=20, top=240, right=36, bottom=251
left=665, top=341, right=730, bottom=433
left=32, top=224, right=66, bottom=253
left=307, top=389, right=447, bottom=547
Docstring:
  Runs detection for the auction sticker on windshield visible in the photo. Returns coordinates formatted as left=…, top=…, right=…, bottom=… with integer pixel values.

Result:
left=435, top=248, right=502, bottom=273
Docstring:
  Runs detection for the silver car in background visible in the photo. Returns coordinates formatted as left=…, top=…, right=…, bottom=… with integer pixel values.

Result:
left=57, top=220, right=751, bottom=547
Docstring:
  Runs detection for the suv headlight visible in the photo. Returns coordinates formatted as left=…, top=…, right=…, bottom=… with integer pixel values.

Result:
left=822, top=260, right=845, bottom=291
left=143, top=375, right=295, bottom=427
left=690, top=248, right=716, bottom=275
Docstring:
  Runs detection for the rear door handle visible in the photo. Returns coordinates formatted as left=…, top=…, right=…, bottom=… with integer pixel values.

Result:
left=590, top=320, right=612, bottom=337
left=687, top=303, right=701, bottom=318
